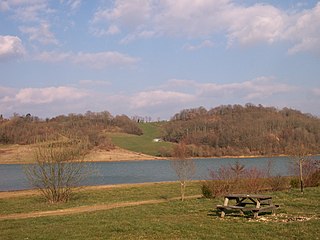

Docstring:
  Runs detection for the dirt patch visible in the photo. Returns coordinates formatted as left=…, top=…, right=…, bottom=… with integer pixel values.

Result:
left=0, top=145, right=164, bottom=164
left=0, top=144, right=34, bottom=164
left=0, top=195, right=201, bottom=220
left=247, top=213, right=318, bottom=223
left=85, top=147, right=164, bottom=162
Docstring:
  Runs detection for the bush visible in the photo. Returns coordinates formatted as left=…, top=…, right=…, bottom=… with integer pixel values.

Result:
left=203, top=162, right=269, bottom=197
left=290, top=177, right=300, bottom=188
left=201, top=182, right=214, bottom=198
left=268, top=176, right=289, bottom=191
left=305, top=170, right=320, bottom=187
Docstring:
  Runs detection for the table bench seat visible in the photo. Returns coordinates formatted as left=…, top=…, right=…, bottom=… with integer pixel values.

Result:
left=216, top=204, right=279, bottom=218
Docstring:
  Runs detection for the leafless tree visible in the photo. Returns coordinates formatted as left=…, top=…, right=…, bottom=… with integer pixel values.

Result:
left=25, top=138, right=90, bottom=203
left=171, top=143, right=196, bottom=201
left=290, top=144, right=309, bottom=194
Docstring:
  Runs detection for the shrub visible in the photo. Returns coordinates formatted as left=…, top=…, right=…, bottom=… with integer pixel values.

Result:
left=305, top=169, right=320, bottom=187
left=290, top=177, right=300, bottom=188
left=203, top=162, right=269, bottom=197
left=201, top=182, right=214, bottom=198
left=268, top=176, right=289, bottom=191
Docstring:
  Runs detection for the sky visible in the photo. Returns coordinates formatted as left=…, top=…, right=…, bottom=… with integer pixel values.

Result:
left=0, top=0, right=320, bottom=120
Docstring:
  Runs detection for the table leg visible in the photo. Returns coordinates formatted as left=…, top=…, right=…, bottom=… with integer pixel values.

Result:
left=220, top=197, right=229, bottom=218
left=253, top=200, right=261, bottom=218
left=221, top=211, right=226, bottom=218
left=223, top=197, right=229, bottom=206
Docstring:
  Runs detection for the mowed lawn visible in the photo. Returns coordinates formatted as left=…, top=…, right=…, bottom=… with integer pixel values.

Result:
left=1, top=182, right=320, bottom=240
left=109, top=122, right=173, bottom=156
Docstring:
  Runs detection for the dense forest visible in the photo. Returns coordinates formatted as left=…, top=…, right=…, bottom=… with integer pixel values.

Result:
left=0, top=111, right=142, bottom=150
left=1, top=104, right=320, bottom=157
left=162, top=104, right=320, bottom=157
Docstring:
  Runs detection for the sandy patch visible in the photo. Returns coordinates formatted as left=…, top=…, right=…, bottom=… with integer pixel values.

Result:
left=0, top=145, right=164, bottom=164
left=85, top=147, right=164, bottom=162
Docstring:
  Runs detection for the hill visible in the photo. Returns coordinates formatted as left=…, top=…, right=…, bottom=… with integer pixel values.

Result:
left=162, top=104, right=320, bottom=157
left=0, top=112, right=172, bottom=163
left=1, top=104, right=319, bottom=161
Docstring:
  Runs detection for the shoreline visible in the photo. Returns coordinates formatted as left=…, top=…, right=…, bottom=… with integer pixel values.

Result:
left=0, top=181, right=179, bottom=198
left=0, top=153, right=293, bottom=165
left=0, top=144, right=318, bottom=165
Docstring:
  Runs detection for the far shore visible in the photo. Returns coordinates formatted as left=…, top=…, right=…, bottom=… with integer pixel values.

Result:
left=1, top=143, right=318, bottom=165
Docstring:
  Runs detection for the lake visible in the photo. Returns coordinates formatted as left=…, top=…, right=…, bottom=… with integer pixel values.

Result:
left=0, top=156, right=318, bottom=191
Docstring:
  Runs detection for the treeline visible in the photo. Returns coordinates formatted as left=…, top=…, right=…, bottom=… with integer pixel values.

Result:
left=0, top=111, right=142, bottom=149
left=162, top=104, right=320, bottom=157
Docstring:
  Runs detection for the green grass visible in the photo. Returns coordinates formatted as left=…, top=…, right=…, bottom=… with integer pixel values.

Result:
left=0, top=182, right=201, bottom=215
left=1, top=184, right=320, bottom=239
left=110, top=122, right=173, bottom=156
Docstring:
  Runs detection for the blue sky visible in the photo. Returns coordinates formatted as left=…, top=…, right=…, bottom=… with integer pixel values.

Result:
left=0, top=0, right=319, bottom=120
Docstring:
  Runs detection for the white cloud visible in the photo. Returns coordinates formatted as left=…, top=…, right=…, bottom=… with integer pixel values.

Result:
left=183, top=40, right=214, bottom=51
left=0, top=86, right=15, bottom=98
left=106, top=25, right=121, bottom=35
left=15, top=86, right=88, bottom=104
left=226, top=4, right=286, bottom=46
left=93, top=0, right=152, bottom=28
left=285, top=3, right=320, bottom=54
left=2, top=0, right=52, bottom=22
left=79, top=80, right=111, bottom=86
left=34, top=50, right=139, bottom=69
left=130, top=90, right=195, bottom=109
left=312, top=88, right=320, bottom=96
left=0, top=85, right=89, bottom=117
left=0, top=1, right=10, bottom=11
left=20, top=22, right=58, bottom=45
left=33, top=51, right=71, bottom=62
left=197, top=77, right=295, bottom=100
left=73, top=51, right=139, bottom=69
left=65, top=0, right=81, bottom=12
left=0, top=78, right=316, bottom=119
left=91, top=1, right=320, bottom=54
left=0, top=35, right=25, bottom=61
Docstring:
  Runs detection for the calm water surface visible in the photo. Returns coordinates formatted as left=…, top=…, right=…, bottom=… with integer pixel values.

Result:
left=1, top=156, right=318, bottom=191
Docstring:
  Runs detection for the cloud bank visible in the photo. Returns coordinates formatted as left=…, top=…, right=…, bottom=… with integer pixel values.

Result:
left=92, top=0, right=320, bottom=54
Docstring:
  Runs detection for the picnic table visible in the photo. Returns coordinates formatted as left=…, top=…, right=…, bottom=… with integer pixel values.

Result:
left=216, top=194, right=278, bottom=218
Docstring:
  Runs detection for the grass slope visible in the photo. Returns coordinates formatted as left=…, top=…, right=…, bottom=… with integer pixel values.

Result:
left=1, top=183, right=319, bottom=239
left=110, top=122, right=173, bottom=156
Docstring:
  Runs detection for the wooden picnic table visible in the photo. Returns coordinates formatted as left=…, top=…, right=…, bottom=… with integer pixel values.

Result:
left=216, top=194, right=278, bottom=218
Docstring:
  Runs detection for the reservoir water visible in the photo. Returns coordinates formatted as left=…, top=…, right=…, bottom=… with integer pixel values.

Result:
left=0, top=156, right=319, bottom=191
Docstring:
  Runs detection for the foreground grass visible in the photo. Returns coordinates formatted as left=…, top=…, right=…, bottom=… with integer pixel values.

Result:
left=110, top=122, right=173, bottom=156
left=0, top=182, right=201, bottom=215
left=1, top=184, right=320, bottom=239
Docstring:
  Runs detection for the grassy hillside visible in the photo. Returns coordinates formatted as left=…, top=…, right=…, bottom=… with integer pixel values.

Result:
left=1, top=183, right=319, bottom=239
left=109, top=122, right=173, bottom=156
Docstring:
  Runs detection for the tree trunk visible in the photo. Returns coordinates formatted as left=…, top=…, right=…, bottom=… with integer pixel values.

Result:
left=299, top=159, right=304, bottom=194
left=180, top=181, right=185, bottom=201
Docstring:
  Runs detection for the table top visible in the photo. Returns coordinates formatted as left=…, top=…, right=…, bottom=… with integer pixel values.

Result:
left=224, top=194, right=272, bottom=199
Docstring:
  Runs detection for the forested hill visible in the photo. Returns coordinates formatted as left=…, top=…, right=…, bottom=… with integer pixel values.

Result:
left=1, top=105, right=320, bottom=158
left=0, top=112, right=142, bottom=150
left=162, top=104, right=320, bottom=157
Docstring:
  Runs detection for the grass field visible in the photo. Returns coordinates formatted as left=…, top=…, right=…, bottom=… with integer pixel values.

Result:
left=1, top=182, right=319, bottom=239
left=109, top=122, right=173, bottom=156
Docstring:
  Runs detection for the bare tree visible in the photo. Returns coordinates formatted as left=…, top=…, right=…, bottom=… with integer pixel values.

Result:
left=25, top=138, right=90, bottom=203
left=290, top=144, right=309, bottom=194
left=171, top=143, right=196, bottom=201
